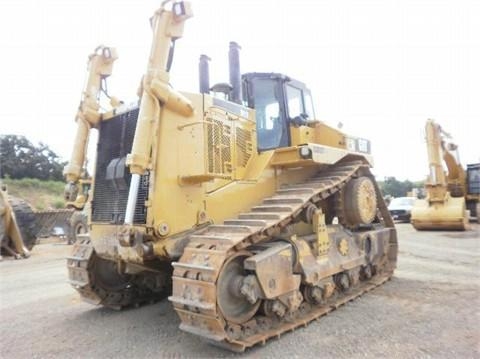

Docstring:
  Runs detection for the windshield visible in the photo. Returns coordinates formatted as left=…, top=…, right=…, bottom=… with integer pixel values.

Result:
left=390, top=197, right=415, bottom=206
left=249, top=78, right=289, bottom=151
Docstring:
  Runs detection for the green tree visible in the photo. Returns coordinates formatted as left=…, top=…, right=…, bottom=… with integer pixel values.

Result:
left=378, top=177, right=414, bottom=198
left=0, top=135, right=66, bottom=181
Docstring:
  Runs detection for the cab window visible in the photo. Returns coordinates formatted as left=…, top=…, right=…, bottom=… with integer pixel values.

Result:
left=286, top=85, right=303, bottom=118
left=286, top=84, right=315, bottom=121
left=303, top=91, right=315, bottom=119
left=249, top=79, right=289, bottom=151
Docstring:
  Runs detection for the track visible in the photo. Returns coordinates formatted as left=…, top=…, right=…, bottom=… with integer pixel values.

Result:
left=67, top=237, right=168, bottom=309
left=169, top=160, right=397, bottom=352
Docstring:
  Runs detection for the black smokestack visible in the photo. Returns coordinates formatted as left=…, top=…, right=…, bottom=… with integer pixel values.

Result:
left=228, top=41, right=242, bottom=104
left=199, top=54, right=211, bottom=94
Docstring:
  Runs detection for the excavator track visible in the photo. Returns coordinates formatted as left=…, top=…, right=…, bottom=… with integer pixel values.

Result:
left=169, top=160, right=397, bottom=352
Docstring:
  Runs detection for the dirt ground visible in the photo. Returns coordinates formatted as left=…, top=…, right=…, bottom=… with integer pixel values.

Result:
left=0, top=223, right=479, bottom=358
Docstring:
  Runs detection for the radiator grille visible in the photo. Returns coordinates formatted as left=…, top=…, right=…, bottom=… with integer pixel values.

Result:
left=91, top=108, right=149, bottom=224
left=205, top=118, right=232, bottom=176
left=236, top=127, right=253, bottom=167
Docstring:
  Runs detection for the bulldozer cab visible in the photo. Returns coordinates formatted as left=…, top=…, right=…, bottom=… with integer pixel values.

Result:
left=242, top=73, right=315, bottom=151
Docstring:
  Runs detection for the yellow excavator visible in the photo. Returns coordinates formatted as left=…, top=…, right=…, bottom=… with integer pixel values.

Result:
left=0, top=184, right=36, bottom=259
left=66, top=1, right=397, bottom=352
left=63, top=45, right=122, bottom=244
left=411, top=119, right=480, bottom=230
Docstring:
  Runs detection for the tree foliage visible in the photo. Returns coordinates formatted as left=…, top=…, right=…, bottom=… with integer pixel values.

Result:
left=0, top=135, right=66, bottom=181
left=377, top=176, right=425, bottom=198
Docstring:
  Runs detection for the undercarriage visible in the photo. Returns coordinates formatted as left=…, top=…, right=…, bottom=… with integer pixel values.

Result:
left=67, top=160, right=397, bottom=351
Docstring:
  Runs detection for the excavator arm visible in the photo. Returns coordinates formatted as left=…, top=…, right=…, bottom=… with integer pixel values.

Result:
left=424, top=119, right=448, bottom=202
left=442, top=143, right=467, bottom=196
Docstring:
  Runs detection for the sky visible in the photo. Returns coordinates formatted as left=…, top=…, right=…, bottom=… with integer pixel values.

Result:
left=1, top=0, right=479, bottom=181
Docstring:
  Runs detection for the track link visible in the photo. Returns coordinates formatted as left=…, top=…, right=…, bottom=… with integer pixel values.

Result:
left=67, top=237, right=167, bottom=309
left=170, top=160, right=397, bottom=351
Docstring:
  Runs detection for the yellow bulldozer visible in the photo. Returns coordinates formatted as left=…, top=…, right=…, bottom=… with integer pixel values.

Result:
left=411, top=119, right=480, bottom=230
left=66, top=1, right=397, bottom=351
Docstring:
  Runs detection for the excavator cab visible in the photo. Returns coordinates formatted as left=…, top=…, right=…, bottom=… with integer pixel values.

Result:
left=242, top=73, right=315, bottom=151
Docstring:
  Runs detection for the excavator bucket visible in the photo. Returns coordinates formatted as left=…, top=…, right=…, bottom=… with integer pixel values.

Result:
left=411, top=196, right=469, bottom=230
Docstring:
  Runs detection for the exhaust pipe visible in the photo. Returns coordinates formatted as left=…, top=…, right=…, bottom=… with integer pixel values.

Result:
left=228, top=41, right=242, bottom=104
left=199, top=54, right=211, bottom=94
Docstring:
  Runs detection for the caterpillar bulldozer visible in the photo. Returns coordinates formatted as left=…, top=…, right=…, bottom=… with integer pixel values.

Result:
left=0, top=184, right=37, bottom=259
left=67, top=1, right=397, bottom=352
left=411, top=119, right=480, bottom=230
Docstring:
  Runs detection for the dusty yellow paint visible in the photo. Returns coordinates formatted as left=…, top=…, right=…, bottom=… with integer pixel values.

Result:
left=64, top=46, right=120, bottom=184
left=411, top=119, right=477, bottom=230
left=313, top=210, right=330, bottom=256
left=87, top=1, right=374, bottom=263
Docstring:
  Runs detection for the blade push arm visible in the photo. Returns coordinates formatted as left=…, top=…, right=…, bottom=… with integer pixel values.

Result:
left=63, top=46, right=120, bottom=185
left=124, top=1, right=194, bottom=225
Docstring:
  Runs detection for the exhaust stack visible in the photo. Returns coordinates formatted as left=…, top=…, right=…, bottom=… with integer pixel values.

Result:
left=199, top=54, right=211, bottom=94
left=228, top=41, right=242, bottom=104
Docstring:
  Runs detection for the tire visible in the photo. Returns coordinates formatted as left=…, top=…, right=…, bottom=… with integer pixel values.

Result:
left=68, top=211, right=88, bottom=245
left=9, top=196, right=37, bottom=250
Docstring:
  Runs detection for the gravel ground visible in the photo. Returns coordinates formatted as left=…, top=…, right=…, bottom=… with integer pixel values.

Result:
left=0, top=223, right=479, bottom=358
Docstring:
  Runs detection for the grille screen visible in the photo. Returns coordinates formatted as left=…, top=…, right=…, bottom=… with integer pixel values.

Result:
left=91, top=108, right=149, bottom=224
left=206, top=118, right=232, bottom=175
left=236, top=127, right=253, bottom=167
